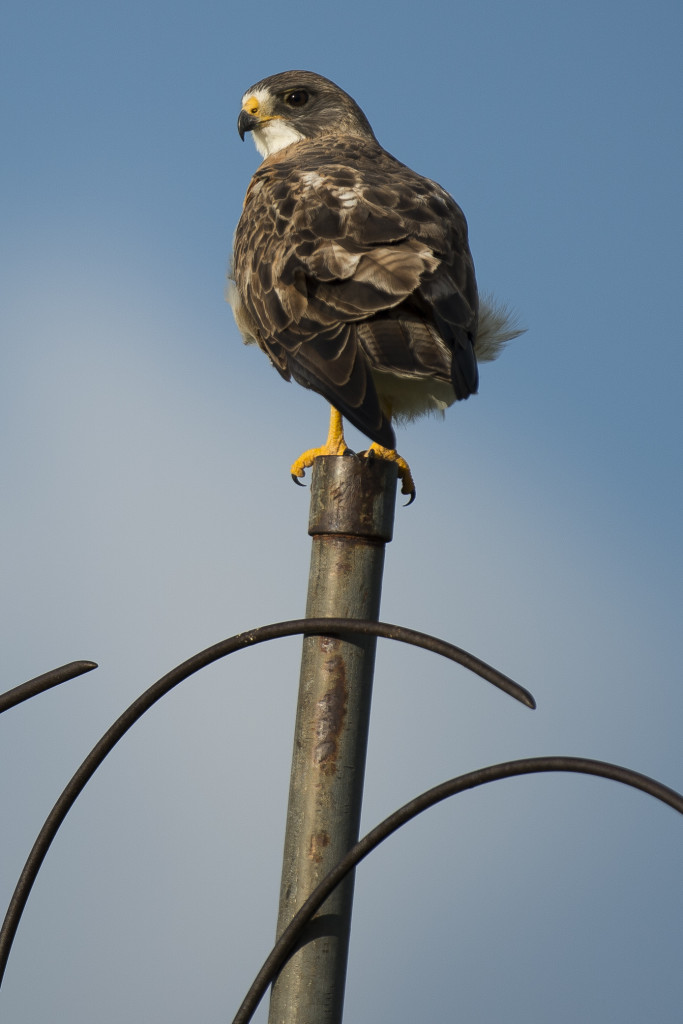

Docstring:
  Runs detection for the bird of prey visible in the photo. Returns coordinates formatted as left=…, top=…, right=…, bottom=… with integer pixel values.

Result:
left=229, top=71, right=521, bottom=501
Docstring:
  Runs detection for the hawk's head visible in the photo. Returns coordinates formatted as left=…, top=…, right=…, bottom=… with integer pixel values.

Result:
left=237, top=71, right=376, bottom=159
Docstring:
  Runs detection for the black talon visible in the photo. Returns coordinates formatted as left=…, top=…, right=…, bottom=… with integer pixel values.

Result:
left=291, top=474, right=306, bottom=487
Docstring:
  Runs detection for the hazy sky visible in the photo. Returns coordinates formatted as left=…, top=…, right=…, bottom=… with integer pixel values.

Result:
left=2, top=1, right=681, bottom=1021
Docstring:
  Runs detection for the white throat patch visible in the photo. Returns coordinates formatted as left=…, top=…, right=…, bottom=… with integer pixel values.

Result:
left=252, top=120, right=305, bottom=158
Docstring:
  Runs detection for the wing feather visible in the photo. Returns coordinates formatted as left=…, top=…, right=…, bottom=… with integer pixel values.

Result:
left=232, top=136, right=479, bottom=445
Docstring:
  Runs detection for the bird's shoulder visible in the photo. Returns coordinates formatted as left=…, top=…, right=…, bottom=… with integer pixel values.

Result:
left=232, top=133, right=478, bottom=390
left=237, top=136, right=469, bottom=255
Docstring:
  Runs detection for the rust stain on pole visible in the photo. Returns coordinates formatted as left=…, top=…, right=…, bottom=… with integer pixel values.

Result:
left=308, top=831, right=330, bottom=864
left=268, top=454, right=397, bottom=1024
left=313, top=658, right=347, bottom=771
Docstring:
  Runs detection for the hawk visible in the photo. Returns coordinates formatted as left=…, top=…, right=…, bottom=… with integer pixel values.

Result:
left=229, top=71, right=521, bottom=501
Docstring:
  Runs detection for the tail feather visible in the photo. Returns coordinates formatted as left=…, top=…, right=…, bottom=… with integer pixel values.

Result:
left=476, top=295, right=525, bottom=363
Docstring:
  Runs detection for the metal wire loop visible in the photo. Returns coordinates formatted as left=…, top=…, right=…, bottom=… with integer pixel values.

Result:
left=0, top=617, right=534, bottom=986
left=0, top=661, right=98, bottom=714
left=231, top=756, right=683, bottom=1024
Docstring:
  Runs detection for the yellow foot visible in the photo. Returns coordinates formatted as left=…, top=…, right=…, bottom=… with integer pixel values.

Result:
left=290, top=440, right=352, bottom=483
left=363, top=444, right=416, bottom=505
left=291, top=406, right=351, bottom=485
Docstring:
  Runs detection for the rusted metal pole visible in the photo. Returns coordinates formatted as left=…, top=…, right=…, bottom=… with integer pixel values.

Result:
left=268, top=453, right=397, bottom=1024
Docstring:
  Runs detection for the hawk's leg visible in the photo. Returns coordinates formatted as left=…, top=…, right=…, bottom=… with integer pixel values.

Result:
left=290, top=406, right=353, bottom=485
left=363, top=444, right=416, bottom=505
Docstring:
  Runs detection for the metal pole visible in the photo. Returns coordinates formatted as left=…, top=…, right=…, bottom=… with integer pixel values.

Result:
left=268, top=453, right=397, bottom=1024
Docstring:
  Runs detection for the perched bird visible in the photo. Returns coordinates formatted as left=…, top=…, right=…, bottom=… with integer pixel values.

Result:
left=229, top=71, right=521, bottom=501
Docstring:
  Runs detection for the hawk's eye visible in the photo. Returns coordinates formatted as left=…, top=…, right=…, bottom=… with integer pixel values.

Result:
left=284, top=89, right=309, bottom=108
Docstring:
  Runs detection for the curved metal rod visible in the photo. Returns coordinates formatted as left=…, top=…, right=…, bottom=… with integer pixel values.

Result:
left=0, top=662, right=98, bottom=714
left=232, top=756, right=683, bottom=1024
left=0, top=618, right=533, bottom=987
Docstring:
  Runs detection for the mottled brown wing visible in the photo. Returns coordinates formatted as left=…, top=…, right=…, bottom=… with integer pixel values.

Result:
left=233, top=137, right=478, bottom=447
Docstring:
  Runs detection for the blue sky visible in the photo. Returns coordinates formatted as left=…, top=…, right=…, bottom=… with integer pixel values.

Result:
left=1, top=0, right=681, bottom=1021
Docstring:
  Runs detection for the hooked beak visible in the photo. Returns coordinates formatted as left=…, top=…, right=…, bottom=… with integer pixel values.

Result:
left=238, top=109, right=260, bottom=140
